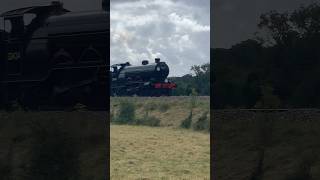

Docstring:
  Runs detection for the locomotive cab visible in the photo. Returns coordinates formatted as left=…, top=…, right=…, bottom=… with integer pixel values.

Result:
left=0, top=2, right=69, bottom=77
left=0, top=2, right=109, bottom=109
left=2, top=15, right=25, bottom=76
left=1, top=1, right=68, bottom=38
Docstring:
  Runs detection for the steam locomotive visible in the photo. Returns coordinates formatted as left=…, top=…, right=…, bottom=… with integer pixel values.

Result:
left=110, top=58, right=176, bottom=96
left=0, top=2, right=108, bottom=110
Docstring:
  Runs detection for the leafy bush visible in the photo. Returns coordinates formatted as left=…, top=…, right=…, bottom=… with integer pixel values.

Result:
left=136, top=116, right=161, bottom=127
left=110, top=108, right=115, bottom=122
left=136, top=105, right=161, bottom=127
left=193, top=111, right=209, bottom=131
left=145, top=102, right=158, bottom=111
left=181, top=111, right=193, bottom=129
left=190, top=89, right=198, bottom=109
left=158, top=103, right=170, bottom=112
left=254, top=85, right=281, bottom=108
left=181, top=93, right=198, bottom=129
left=116, top=99, right=136, bottom=124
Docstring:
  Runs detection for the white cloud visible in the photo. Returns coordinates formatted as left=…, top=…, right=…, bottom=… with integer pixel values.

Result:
left=111, top=0, right=210, bottom=76
left=168, top=13, right=210, bottom=33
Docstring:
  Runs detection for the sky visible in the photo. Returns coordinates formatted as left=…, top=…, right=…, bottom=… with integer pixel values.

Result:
left=0, top=0, right=317, bottom=75
left=110, top=0, right=210, bottom=77
left=0, top=0, right=210, bottom=77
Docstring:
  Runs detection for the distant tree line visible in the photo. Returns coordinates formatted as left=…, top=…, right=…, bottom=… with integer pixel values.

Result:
left=170, top=63, right=210, bottom=96
left=213, top=2, right=320, bottom=108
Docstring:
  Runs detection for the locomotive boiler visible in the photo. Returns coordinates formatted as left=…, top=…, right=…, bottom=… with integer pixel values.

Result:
left=0, top=2, right=109, bottom=110
left=111, top=58, right=176, bottom=96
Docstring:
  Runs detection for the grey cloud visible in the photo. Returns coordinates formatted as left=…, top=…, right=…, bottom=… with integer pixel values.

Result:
left=111, top=0, right=210, bottom=76
left=0, top=0, right=210, bottom=76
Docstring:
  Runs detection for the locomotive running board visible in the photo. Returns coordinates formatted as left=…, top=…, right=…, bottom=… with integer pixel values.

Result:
left=53, top=79, right=94, bottom=94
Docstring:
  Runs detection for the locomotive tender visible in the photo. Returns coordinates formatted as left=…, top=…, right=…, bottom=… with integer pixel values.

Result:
left=0, top=2, right=109, bottom=109
left=111, top=58, right=176, bottom=96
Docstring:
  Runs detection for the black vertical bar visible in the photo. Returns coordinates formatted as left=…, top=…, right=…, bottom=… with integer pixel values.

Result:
left=210, top=0, right=214, bottom=179
left=106, top=0, right=110, bottom=178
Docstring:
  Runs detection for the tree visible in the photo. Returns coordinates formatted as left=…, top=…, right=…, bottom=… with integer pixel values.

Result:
left=258, top=10, right=292, bottom=46
left=191, top=63, right=210, bottom=95
left=254, top=85, right=281, bottom=108
left=290, top=3, right=320, bottom=37
left=257, top=3, right=320, bottom=46
left=213, top=2, right=320, bottom=108
left=171, top=63, right=210, bottom=96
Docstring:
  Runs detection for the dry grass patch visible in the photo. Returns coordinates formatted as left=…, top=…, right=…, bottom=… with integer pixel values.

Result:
left=111, top=125, right=210, bottom=180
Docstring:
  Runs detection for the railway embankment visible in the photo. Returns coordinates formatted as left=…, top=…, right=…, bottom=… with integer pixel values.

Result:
left=0, top=111, right=108, bottom=180
left=214, top=109, right=320, bottom=180
left=110, top=96, right=210, bottom=130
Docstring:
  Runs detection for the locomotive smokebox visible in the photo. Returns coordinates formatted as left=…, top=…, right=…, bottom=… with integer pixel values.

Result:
left=155, top=58, right=160, bottom=63
left=142, top=60, right=149, bottom=65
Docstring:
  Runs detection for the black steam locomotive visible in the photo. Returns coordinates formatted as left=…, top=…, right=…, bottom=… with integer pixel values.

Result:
left=111, top=58, right=176, bottom=96
left=0, top=2, right=108, bottom=110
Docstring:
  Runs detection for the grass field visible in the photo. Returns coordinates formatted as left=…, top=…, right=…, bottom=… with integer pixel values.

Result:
left=110, top=96, right=210, bottom=179
left=0, top=96, right=210, bottom=179
left=0, top=111, right=108, bottom=180
left=111, top=125, right=210, bottom=180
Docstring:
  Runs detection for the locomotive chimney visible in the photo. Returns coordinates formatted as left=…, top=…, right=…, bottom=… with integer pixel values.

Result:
left=155, top=58, right=160, bottom=63
left=142, top=60, right=149, bottom=65
left=51, top=1, right=63, bottom=7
